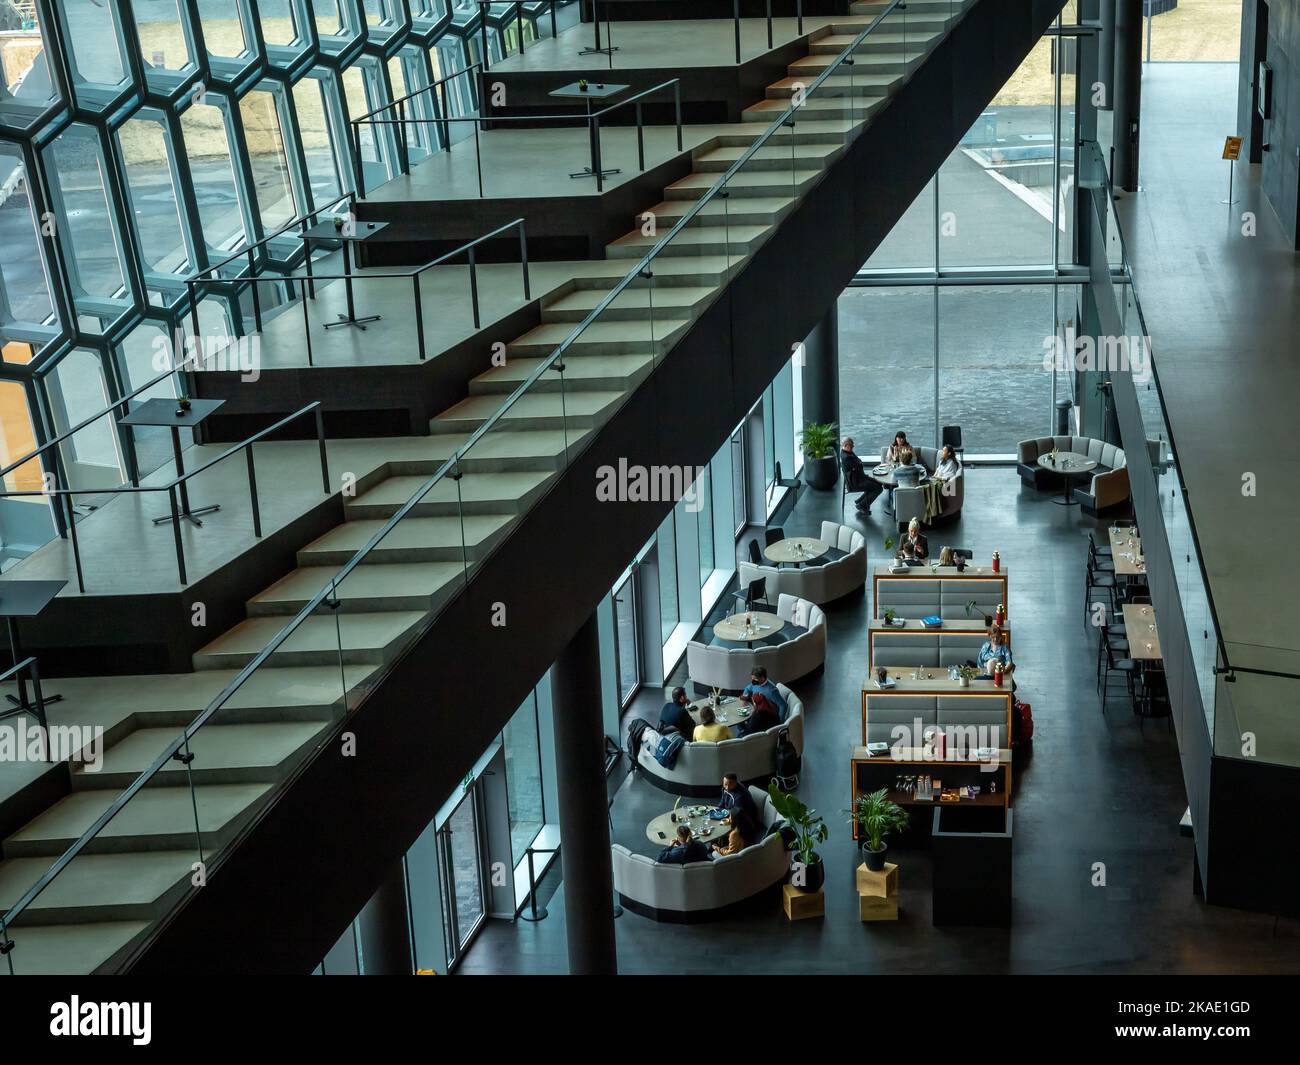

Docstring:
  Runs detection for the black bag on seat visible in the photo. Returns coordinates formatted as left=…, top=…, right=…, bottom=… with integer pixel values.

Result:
left=773, top=726, right=801, bottom=789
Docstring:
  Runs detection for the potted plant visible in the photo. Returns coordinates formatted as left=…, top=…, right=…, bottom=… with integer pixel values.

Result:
left=956, top=664, right=978, bottom=688
left=797, top=421, right=839, bottom=490
left=768, top=781, right=829, bottom=891
left=848, top=788, right=910, bottom=871
left=882, top=607, right=898, bottom=627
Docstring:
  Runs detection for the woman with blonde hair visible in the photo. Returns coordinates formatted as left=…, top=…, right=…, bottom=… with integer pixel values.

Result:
left=895, top=517, right=929, bottom=560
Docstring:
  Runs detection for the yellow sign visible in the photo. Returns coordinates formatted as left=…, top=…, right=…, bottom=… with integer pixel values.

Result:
left=1223, top=136, right=1244, bottom=161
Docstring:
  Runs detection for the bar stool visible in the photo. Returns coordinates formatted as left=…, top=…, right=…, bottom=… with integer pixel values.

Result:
left=1096, top=625, right=1130, bottom=689
left=1088, top=531, right=1114, bottom=559
left=1084, top=559, right=1120, bottom=623
left=1099, top=629, right=1140, bottom=714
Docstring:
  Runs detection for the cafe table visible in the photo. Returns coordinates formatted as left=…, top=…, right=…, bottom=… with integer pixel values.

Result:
left=1108, top=526, right=1147, bottom=579
left=713, top=610, right=785, bottom=646
left=646, top=804, right=731, bottom=846
left=764, top=537, right=829, bottom=566
left=1122, top=603, right=1162, bottom=661
left=1037, top=451, right=1098, bottom=507
left=687, top=696, right=751, bottom=732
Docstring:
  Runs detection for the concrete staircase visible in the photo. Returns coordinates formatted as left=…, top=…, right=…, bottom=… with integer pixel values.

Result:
left=0, top=0, right=971, bottom=975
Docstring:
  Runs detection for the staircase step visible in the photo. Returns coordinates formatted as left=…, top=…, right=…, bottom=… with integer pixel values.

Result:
left=693, top=143, right=841, bottom=173
left=743, top=97, right=884, bottom=122
left=504, top=318, right=688, bottom=356
left=247, top=561, right=465, bottom=616
left=543, top=284, right=717, bottom=322
left=564, top=256, right=735, bottom=288
left=72, top=723, right=330, bottom=789
left=664, top=168, right=822, bottom=200
left=470, top=353, right=653, bottom=395
left=298, top=514, right=515, bottom=565
left=637, top=197, right=794, bottom=230
left=344, top=470, right=553, bottom=518
left=192, top=611, right=426, bottom=670
left=766, top=73, right=900, bottom=99
left=400, top=430, right=582, bottom=473
left=711, top=121, right=857, bottom=147
left=0, top=851, right=194, bottom=926
left=4, top=783, right=273, bottom=857
left=0, top=921, right=151, bottom=975
left=431, top=390, right=627, bottom=435
left=608, top=225, right=769, bottom=258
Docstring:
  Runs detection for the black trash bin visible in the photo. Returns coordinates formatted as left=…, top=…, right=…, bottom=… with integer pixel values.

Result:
left=931, top=806, right=1014, bottom=927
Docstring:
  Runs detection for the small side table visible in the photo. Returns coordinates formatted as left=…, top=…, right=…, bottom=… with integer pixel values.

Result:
left=857, top=861, right=900, bottom=922
left=302, top=220, right=389, bottom=330
left=118, top=398, right=226, bottom=527
left=782, top=883, right=825, bottom=921
left=0, top=579, right=67, bottom=718
left=549, top=82, right=628, bottom=181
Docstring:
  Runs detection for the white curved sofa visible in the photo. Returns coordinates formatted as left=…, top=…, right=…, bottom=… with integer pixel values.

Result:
left=612, top=785, right=789, bottom=922
left=636, top=684, right=804, bottom=797
left=737, top=521, right=867, bottom=604
left=687, top=594, right=826, bottom=690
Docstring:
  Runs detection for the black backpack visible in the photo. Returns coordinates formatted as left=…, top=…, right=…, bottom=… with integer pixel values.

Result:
left=774, top=727, right=801, bottom=784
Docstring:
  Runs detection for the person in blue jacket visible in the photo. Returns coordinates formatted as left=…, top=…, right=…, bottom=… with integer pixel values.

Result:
left=657, top=825, right=711, bottom=865
left=739, top=667, right=787, bottom=719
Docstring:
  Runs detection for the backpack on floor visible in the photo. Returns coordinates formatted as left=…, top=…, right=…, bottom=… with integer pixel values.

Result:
left=773, top=726, right=801, bottom=789
left=1013, top=699, right=1034, bottom=747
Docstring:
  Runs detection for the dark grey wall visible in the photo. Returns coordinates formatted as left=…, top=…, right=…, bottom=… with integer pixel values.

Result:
left=1240, top=0, right=1300, bottom=247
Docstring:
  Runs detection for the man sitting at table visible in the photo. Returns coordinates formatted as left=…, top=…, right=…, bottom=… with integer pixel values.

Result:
left=693, top=704, right=732, bottom=743
left=740, top=666, right=787, bottom=719
left=718, top=773, right=759, bottom=824
left=736, top=691, right=780, bottom=737
left=657, top=824, right=711, bottom=865
left=659, top=686, right=695, bottom=735
left=840, top=437, right=884, bottom=514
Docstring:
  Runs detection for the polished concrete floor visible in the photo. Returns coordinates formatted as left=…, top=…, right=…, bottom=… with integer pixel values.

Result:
left=457, top=469, right=1300, bottom=974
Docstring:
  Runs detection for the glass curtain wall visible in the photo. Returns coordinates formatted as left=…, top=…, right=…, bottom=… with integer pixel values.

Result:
left=850, top=16, right=1081, bottom=455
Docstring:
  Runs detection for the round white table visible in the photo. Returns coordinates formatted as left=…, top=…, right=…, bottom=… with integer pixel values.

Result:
left=713, top=611, right=785, bottom=645
left=764, top=537, right=829, bottom=565
left=646, top=805, right=731, bottom=846
left=1037, top=451, right=1098, bottom=507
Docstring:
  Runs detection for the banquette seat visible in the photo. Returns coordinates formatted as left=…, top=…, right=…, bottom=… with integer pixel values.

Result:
left=687, top=594, right=826, bottom=691
left=878, top=445, right=965, bottom=526
left=737, top=521, right=866, bottom=605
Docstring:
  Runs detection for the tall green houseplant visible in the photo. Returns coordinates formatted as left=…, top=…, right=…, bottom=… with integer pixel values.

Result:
left=848, top=788, right=910, bottom=871
left=797, top=421, right=840, bottom=491
left=768, top=781, right=830, bottom=890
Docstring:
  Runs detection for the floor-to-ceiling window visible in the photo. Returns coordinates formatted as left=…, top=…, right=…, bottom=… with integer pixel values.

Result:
left=503, top=696, right=544, bottom=866
left=611, top=570, right=641, bottom=706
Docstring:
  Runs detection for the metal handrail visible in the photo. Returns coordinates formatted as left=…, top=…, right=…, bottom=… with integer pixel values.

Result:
left=354, top=78, right=683, bottom=195
left=0, top=0, right=908, bottom=948
left=2, top=403, right=329, bottom=589
left=0, top=656, right=49, bottom=746
left=212, top=218, right=530, bottom=361
left=189, top=193, right=355, bottom=286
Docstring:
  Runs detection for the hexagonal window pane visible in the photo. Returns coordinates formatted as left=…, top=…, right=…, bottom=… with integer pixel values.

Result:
left=240, top=86, right=301, bottom=231
left=179, top=99, right=249, bottom=254
left=312, top=0, right=344, bottom=36
left=0, top=141, right=55, bottom=326
left=199, top=0, right=253, bottom=61
left=117, top=113, right=192, bottom=279
left=44, top=347, right=126, bottom=491
left=342, top=57, right=392, bottom=190
left=291, top=71, right=346, bottom=206
left=257, top=0, right=307, bottom=52
left=116, top=320, right=184, bottom=478
left=130, top=0, right=196, bottom=88
left=57, top=0, right=130, bottom=91
left=0, top=379, right=42, bottom=497
left=0, top=5, right=61, bottom=129
left=42, top=124, right=131, bottom=312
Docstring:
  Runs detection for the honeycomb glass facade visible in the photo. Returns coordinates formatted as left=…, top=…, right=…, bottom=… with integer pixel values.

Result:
left=0, top=0, right=573, bottom=492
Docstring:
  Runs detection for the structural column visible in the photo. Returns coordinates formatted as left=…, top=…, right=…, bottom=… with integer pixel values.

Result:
left=800, top=304, right=840, bottom=434
left=550, top=612, right=618, bottom=975
left=1113, top=0, right=1144, bottom=191
left=1098, top=0, right=1116, bottom=111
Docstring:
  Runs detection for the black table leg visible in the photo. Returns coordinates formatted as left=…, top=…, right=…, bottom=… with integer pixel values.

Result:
left=579, top=1, right=618, bottom=58
left=323, top=239, right=383, bottom=330
left=570, top=98, right=622, bottom=180
left=152, top=425, right=220, bottom=528
left=4, top=618, right=61, bottom=712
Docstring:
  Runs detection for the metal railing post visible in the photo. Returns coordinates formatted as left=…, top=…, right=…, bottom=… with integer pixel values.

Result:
left=248, top=251, right=263, bottom=331
left=798, top=0, right=804, bottom=36
left=168, top=486, right=187, bottom=585
left=473, top=120, right=484, bottom=198
left=674, top=82, right=682, bottom=151
left=468, top=246, right=481, bottom=329
left=315, top=405, right=330, bottom=493
left=635, top=101, right=644, bottom=171
left=518, top=221, right=530, bottom=301
left=593, top=115, right=604, bottom=193
left=397, top=99, right=409, bottom=175
left=63, top=494, right=85, bottom=593
left=302, top=217, right=316, bottom=299
left=414, top=274, right=427, bottom=361
left=351, top=120, right=365, bottom=196
left=301, top=280, right=314, bottom=367
left=245, top=445, right=261, bottom=539
left=767, top=0, right=773, bottom=49
left=437, top=81, right=450, bottom=151
left=734, top=0, right=741, bottom=63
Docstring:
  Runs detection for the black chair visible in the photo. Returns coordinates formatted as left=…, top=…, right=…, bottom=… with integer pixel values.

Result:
left=1097, top=626, right=1130, bottom=689
left=1088, top=538, right=1115, bottom=571
left=951, top=548, right=974, bottom=560
left=1088, top=531, right=1113, bottom=558
left=764, top=526, right=785, bottom=547
left=747, top=539, right=762, bottom=565
left=1099, top=628, right=1140, bottom=713
left=1084, top=559, right=1120, bottom=622
left=941, top=425, right=964, bottom=458
left=732, top=577, right=771, bottom=612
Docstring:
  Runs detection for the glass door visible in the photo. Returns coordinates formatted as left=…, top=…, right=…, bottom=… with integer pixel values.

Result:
left=730, top=425, right=747, bottom=536
left=612, top=570, right=641, bottom=707
left=436, top=788, right=487, bottom=970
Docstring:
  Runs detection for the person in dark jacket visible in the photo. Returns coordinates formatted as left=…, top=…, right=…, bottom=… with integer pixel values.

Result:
left=840, top=437, right=884, bottom=513
left=736, top=691, right=780, bottom=737
left=659, top=686, right=694, bottom=735
left=717, top=773, right=759, bottom=824
left=657, top=825, right=711, bottom=865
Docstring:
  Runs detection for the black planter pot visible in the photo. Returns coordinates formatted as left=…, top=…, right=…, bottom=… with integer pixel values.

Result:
left=798, top=859, right=826, bottom=892
left=863, top=844, right=888, bottom=872
left=804, top=454, right=838, bottom=491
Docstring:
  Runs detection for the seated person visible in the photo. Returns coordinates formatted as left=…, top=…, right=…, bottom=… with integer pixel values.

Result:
left=892, top=446, right=925, bottom=487
left=895, top=517, right=929, bottom=561
left=840, top=437, right=883, bottom=513
left=887, top=430, right=912, bottom=464
left=736, top=691, right=779, bottom=736
left=740, top=666, right=788, bottom=719
left=657, top=824, right=711, bottom=865
left=718, top=772, right=759, bottom=824
left=712, top=809, right=756, bottom=857
left=977, top=625, right=1015, bottom=677
left=659, top=686, right=694, bottom=735
left=693, top=704, right=732, bottom=743
left=935, top=444, right=962, bottom=482
left=938, top=546, right=955, bottom=567
left=898, top=541, right=924, bottom=567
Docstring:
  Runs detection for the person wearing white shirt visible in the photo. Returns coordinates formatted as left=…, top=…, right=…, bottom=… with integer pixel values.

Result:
left=935, top=444, right=962, bottom=482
